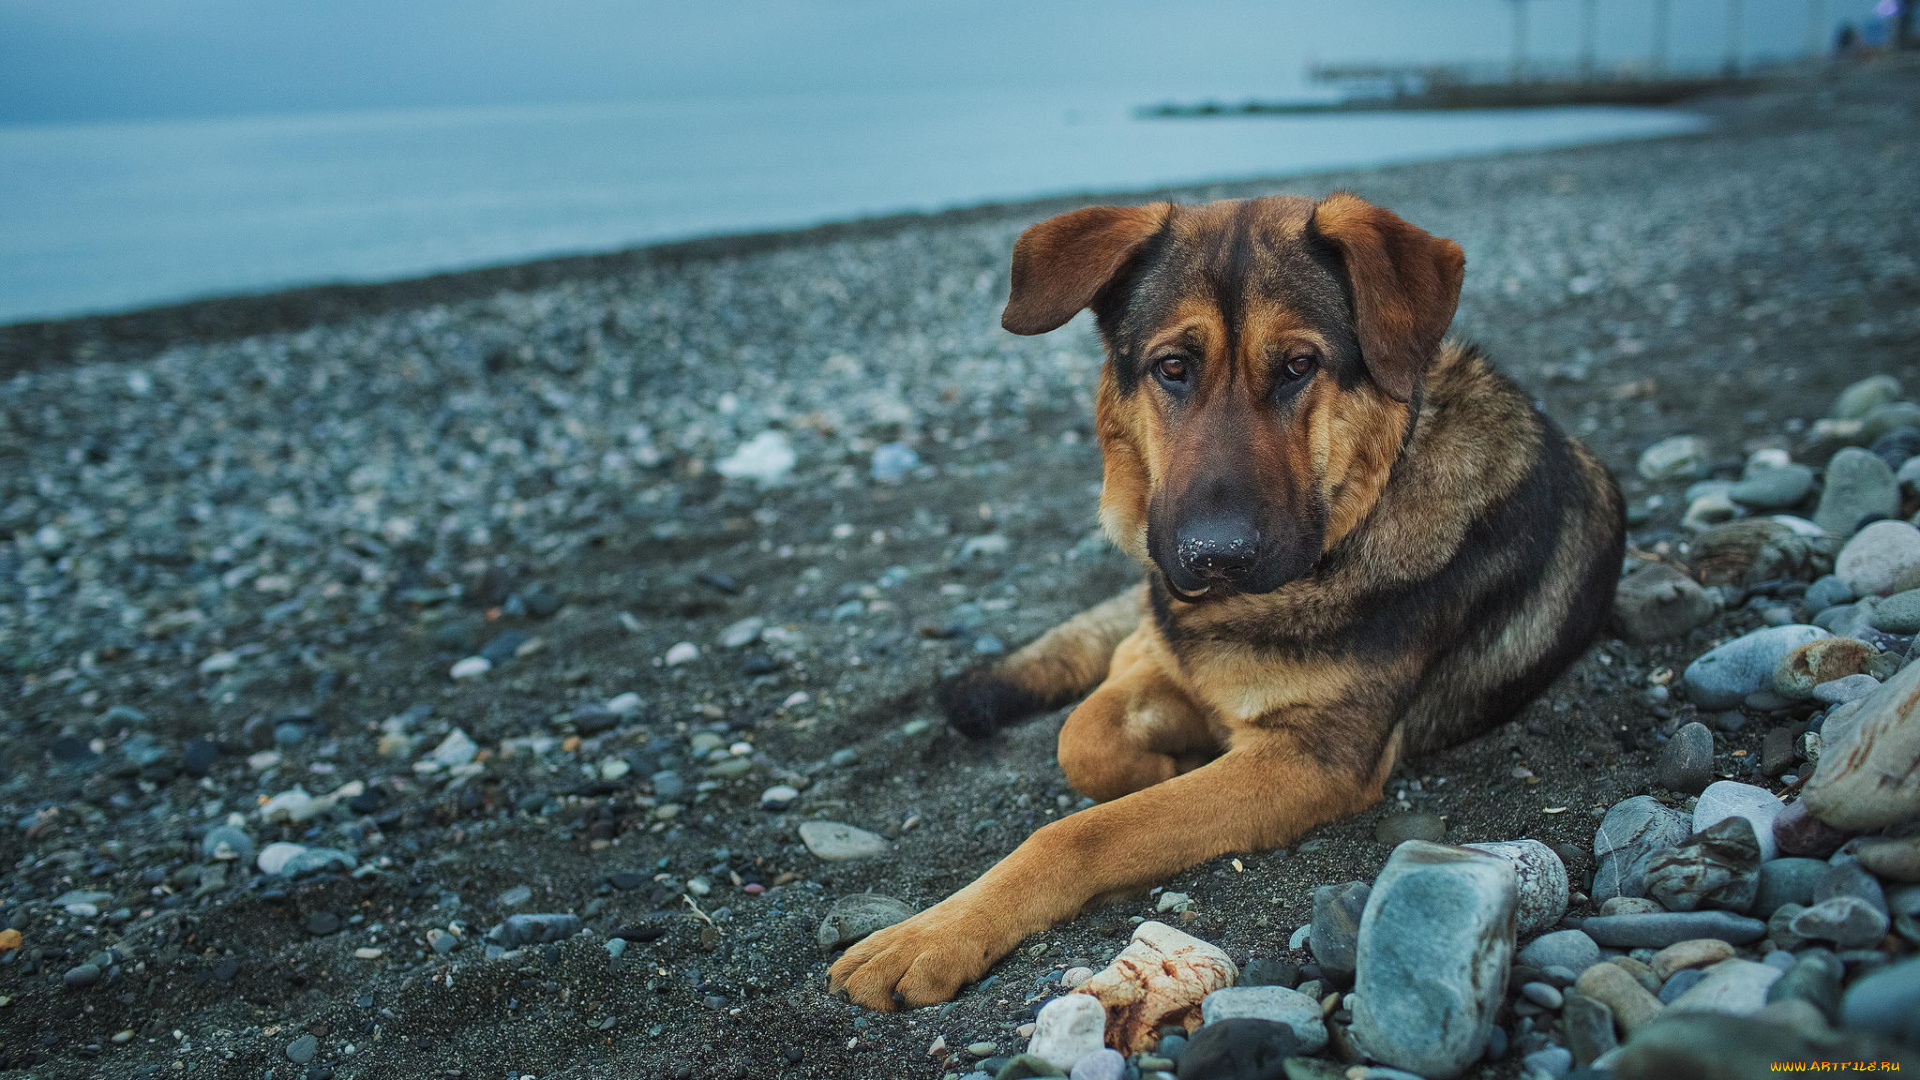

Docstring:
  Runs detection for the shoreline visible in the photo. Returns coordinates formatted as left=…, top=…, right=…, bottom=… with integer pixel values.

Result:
left=0, top=97, right=1747, bottom=378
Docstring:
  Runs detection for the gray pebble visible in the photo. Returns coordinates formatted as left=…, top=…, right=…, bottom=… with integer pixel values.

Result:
left=1578, top=911, right=1768, bottom=948
left=285, top=1034, right=318, bottom=1064
left=1655, top=721, right=1715, bottom=794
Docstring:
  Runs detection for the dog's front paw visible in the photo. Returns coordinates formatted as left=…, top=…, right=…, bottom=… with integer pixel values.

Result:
left=827, top=903, right=1005, bottom=1010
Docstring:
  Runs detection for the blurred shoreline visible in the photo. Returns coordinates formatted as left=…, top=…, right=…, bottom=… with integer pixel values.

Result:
left=0, top=60, right=1903, bottom=377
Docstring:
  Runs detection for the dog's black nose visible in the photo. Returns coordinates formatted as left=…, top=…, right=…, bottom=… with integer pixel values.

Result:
left=1175, top=516, right=1260, bottom=576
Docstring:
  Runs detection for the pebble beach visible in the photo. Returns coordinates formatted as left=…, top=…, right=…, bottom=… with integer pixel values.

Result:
left=3, top=61, right=1920, bottom=1080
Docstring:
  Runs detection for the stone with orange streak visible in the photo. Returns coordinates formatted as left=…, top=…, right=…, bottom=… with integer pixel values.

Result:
left=1078, top=919, right=1238, bottom=1053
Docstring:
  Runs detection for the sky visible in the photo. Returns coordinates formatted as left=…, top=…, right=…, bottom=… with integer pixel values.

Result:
left=0, top=0, right=1889, bottom=126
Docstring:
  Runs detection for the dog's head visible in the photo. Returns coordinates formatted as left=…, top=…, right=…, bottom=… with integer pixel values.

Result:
left=1003, top=194, right=1464, bottom=601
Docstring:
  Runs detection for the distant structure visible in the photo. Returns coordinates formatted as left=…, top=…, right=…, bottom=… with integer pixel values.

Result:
left=1144, top=0, right=1869, bottom=118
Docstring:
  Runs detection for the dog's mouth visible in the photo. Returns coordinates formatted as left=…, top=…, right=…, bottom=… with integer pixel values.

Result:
left=1163, top=577, right=1219, bottom=604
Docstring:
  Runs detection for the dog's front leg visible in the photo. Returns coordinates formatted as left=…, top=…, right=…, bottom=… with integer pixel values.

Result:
left=826, top=730, right=1391, bottom=1010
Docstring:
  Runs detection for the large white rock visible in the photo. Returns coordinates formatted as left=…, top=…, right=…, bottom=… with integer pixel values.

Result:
left=1836, top=520, right=1920, bottom=597
left=1351, top=842, right=1517, bottom=1080
left=1079, top=920, right=1237, bottom=1054
left=1026, top=993, right=1107, bottom=1073
left=1803, top=657, right=1920, bottom=830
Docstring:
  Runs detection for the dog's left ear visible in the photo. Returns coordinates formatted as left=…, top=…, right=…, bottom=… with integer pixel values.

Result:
left=1003, top=202, right=1171, bottom=335
left=1311, top=193, right=1465, bottom=403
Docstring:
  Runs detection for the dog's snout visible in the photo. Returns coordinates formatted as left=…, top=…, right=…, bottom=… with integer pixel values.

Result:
left=1176, top=516, right=1260, bottom=575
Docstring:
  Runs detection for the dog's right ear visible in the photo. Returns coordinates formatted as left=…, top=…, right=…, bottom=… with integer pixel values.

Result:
left=1002, top=202, right=1170, bottom=336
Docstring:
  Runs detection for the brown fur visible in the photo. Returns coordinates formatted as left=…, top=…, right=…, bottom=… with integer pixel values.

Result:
left=831, top=193, right=1623, bottom=1011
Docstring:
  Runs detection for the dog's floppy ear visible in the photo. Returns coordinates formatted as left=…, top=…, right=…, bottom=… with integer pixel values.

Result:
left=1002, top=202, right=1171, bottom=335
left=1311, top=192, right=1465, bottom=402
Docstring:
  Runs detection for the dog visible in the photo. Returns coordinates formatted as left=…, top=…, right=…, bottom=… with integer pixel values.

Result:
left=827, top=192, right=1625, bottom=1011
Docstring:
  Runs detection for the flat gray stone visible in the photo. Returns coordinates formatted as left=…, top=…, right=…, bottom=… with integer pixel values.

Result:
left=1644, top=816, right=1760, bottom=912
left=1814, top=447, right=1899, bottom=537
left=1728, top=463, right=1814, bottom=510
left=1841, top=954, right=1920, bottom=1045
left=1684, top=626, right=1829, bottom=709
left=1593, top=795, right=1695, bottom=902
left=1579, top=911, right=1768, bottom=948
left=1666, top=958, right=1781, bottom=1017
left=1752, top=858, right=1827, bottom=917
left=1835, top=519, right=1920, bottom=597
left=1831, top=375, right=1903, bottom=421
left=1786, top=895, right=1889, bottom=948
left=1655, top=722, right=1715, bottom=794
left=799, top=820, right=890, bottom=860
left=1199, top=986, right=1327, bottom=1054
left=817, top=893, right=914, bottom=951
left=1350, top=842, right=1516, bottom=1080
left=1308, top=880, right=1368, bottom=984
left=1613, top=563, right=1717, bottom=643
left=1518, top=929, right=1601, bottom=973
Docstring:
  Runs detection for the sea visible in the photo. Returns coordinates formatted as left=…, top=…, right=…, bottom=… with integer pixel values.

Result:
left=0, top=86, right=1706, bottom=325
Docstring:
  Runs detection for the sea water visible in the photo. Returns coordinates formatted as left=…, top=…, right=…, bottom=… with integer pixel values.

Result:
left=0, top=86, right=1704, bottom=323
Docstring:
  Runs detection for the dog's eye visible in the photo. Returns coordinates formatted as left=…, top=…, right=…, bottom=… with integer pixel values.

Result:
left=1153, top=356, right=1190, bottom=384
left=1283, top=354, right=1316, bottom=381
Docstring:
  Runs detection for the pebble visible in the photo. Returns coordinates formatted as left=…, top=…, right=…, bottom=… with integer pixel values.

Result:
left=714, top=429, right=795, bottom=484
left=1601, top=896, right=1666, bottom=916
left=1578, top=911, right=1768, bottom=948
left=1835, top=520, right=1920, bottom=597
left=759, top=784, right=800, bottom=811
left=1561, top=991, right=1617, bottom=1067
left=1863, top=401, right=1920, bottom=441
left=62, top=962, right=101, bottom=988
left=1814, top=447, right=1900, bottom=537
left=1612, top=563, right=1717, bottom=642
left=1727, top=463, right=1814, bottom=509
left=1067, top=1048, right=1123, bottom=1080
left=1593, top=795, right=1695, bottom=901
left=200, top=824, right=254, bottom=863
left=1350, top=842, right=1515, bottom=1080
left=1372, top=811, right=1445, bottom=846
left=1175, top=1019, right=1305, bottom=1080
left=1654, top=722, right=1715, bottom=794
left=718, top=616, right=765, bottom=648
left=448, top=656, right=491, bottom=680
left=1079, top=921, right=1235, bottom=1054
left=798, top=820, right=890, bottom=860
left=1308, top=881, right=1369, bottom=984
left=1813, top=673, right=1882, bottom=703
left=1463, top=839, right=1569, bottom=937
left=1665, top=958, right=1780, bottom=1016
left=286, top=1034, right=318, bottom=1064
left=1772, top=801, right=1849, bottom=858
left=1199, top=986, right=1327, bottom=1054
left=1839, top=954, right=1920, bottom=1044
left=1024, top=993, right=1105, bottom=1073
left=1574, top=961, right=1662, bottom=1033
left=1802, top=654, right=1920, bottom=830
left=1518, top=929, right=1600, bottom=973
left=1683, top=625, right=1829, bottom=709
left=1637, top=435, right=1708, bottom=480
left=1870, top=588, right=1920, bottom=633
left=870, top=441, right=920, bottom=483
left=1853, top=835, right=1920, bottom=882
left=1659, top=967, right=1707, bottom=1004
left=1767, top=949, right=1844, bottom=1021
left=1519, top=981, right=1563, bottom=1009
left=1902, top=455, right=1920, bottom=497
left=1650, top=939, right=1735, bottom=981
left=1832, top=375, right=1903, bottom=420
left=1522, top=1046, right=1573, bottom=1080
left=1804, top=574, right=1855, bottom=612
left=1692, top=781, right=1786, bottom=862
left=1773, top=636, right=1879, bottom=699
left=495, top=913, right=581, bottom=947
left=1607, top=1012, right=1843, bottom=1080
left=426, top=728, right=479, bottom=768
left=1753, top=857, right=1828, bottom=916
left=1644, top=815, right=1760, bottom=913
left=816, top=893, right=914, bottom=951
left=1785, top=895, right=1889, bottom=948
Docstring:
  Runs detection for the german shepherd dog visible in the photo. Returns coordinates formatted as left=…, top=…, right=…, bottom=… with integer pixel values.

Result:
left=828, top=193, right=1624, bottom=1010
